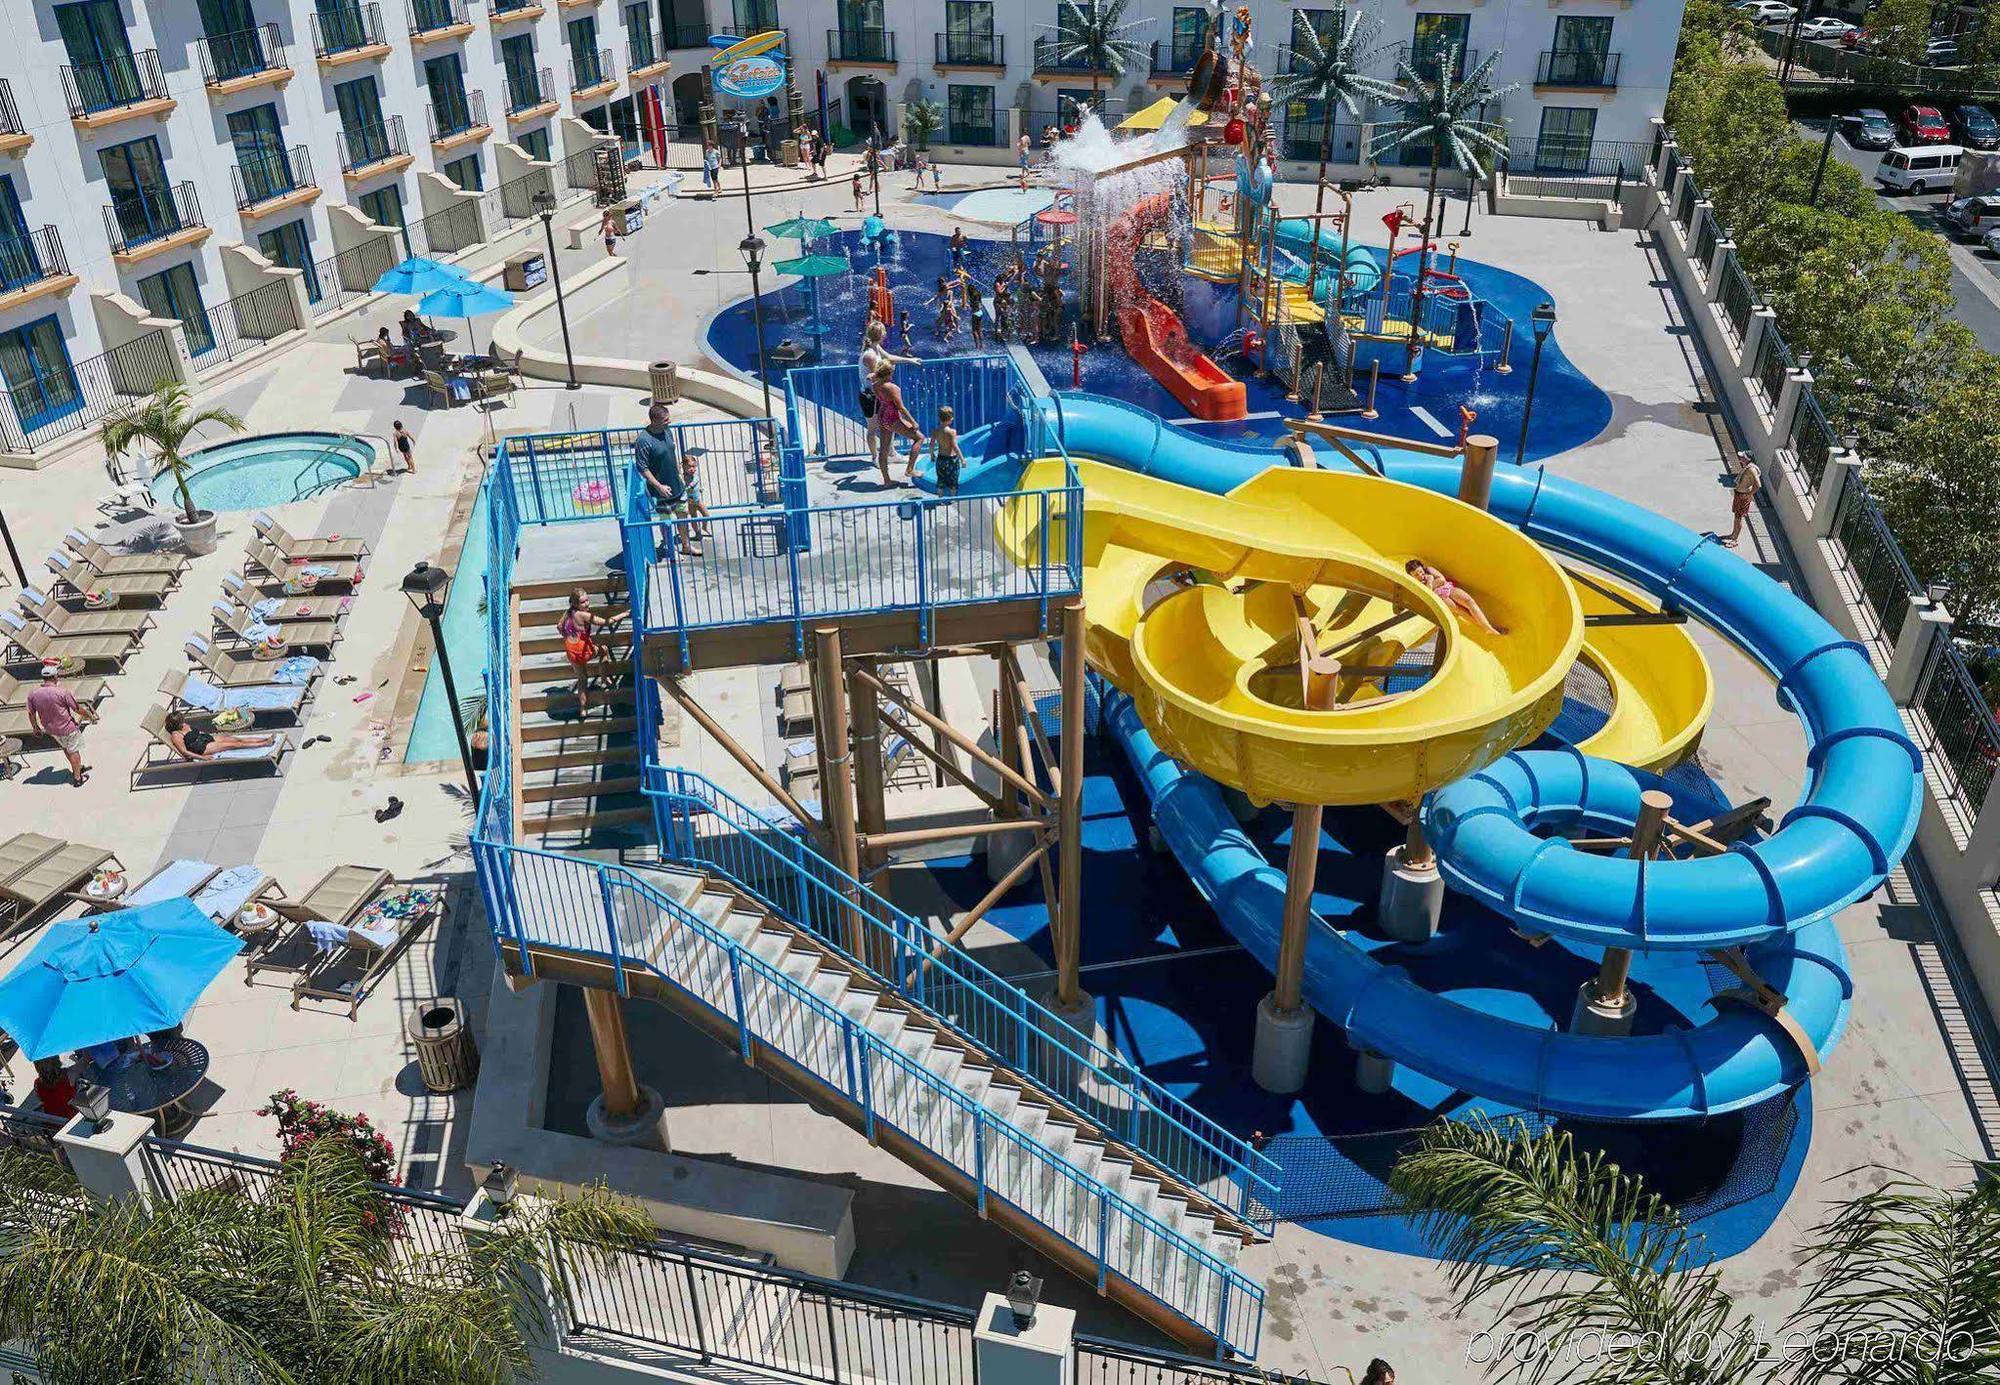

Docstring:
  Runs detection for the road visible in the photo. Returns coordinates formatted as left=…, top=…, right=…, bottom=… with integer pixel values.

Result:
left=1796, top=116, right=2000, bottom=351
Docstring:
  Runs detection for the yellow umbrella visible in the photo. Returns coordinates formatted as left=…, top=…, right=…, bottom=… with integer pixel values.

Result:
left=1118, top=97, right=1208, bottom=133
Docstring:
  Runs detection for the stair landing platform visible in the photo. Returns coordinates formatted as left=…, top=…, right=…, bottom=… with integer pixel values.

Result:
left=516, top=519, right=624, bottom=592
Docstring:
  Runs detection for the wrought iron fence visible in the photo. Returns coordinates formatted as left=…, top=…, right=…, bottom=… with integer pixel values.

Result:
left=1718, top=252, right=1756, bottom=341
left=0, top=328, right=176, bottom=455
left=339, top=114, right=408, bottom=172
left=1694, top=209, right=1720, bottom=272
left=0, top=78, right=21, bottom=138
left=0, top=226, right=71, bottom=294
left=1916, top=638, right=2000, bottom=812
left=1752, top=323, right=1793, bottom=408
left=1536, top=48, right=1622, bottom=87
left=233, top=145, right=313, bottom=210
left=1834, top=482, right=1924, bottom=648
left=408, top=0, right=469, bottom=34
left=196, top=23, right=286, bottom=84
left=403, top=196, right=485, bottom=258
left=1076, top=1333, right=1329, bottom=1383
left=428, top=87, right=488, bottom=143
left=1673, top=172, right=1699, bottom=227
left=102, top=180, right=202, bottom=255
left=827, top=27, right=895, bottom=62
left=200, top=280, right=303, bottom=369
left=61, top=48, right=167, bottom=115
left=312, top=2, right=386, bottom=55
left=571, top=46, right=613, bottom=93
left=1789, top=388, right=1836, bottom=491
left=936, top=31, right=1003, bottom=65
left=309, top=234, right=400, bottom=317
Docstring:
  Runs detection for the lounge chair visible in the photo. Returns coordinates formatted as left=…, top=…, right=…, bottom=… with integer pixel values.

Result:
left=17, top=586, right=155, bottom=639
left=118, top=858, right=284, bottom=932
left=0, top=833, right=123, bottom=933
left=159, top=668, right=311, bottom=723
left=63, top=530, right=188, bottom=578
left=0, top=668, right=110, bottom=710
left=132, top=704, right=292, bottom=787
left=470, top=369, right=514, bottom=403
left=44, top=550, right=175, bottom=606
left=0, top=834, right=63, bottom=884
left=0, top=610, right=139, bottom=672
left=184, top=634, right=322, bottom=692
left=246, top=864, right=394, bottom=985
left=290, top=875, right=440, bottom=1017
left=248, top=513, right=370, bottom=563
left=213, top=600, right=341, bottom=656
left=244, top=539, right=362, bottom=592
left=221, top=571, right=348, bottom=622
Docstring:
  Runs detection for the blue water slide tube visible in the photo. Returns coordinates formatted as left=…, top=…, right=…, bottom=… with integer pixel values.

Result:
left=1273, top=218, right=1382, bottom=296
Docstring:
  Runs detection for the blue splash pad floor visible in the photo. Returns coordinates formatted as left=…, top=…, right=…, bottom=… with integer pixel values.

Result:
left=705, top=228, right=1613, bottom=464
left=904, top=723, right=1810, bottom=1259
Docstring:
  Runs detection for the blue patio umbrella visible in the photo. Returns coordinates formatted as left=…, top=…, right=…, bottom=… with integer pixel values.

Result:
left=0, top=899, right=244, bottom=1061
left=416, top=278, right=516, bottom=356
left=774, top=254, right=846, bottom=342
left=371, top=256, right=472, bottom=297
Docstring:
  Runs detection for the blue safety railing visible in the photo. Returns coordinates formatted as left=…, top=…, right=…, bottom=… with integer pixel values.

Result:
left=493, top=418, right=781, bottom=524
left=470, top=830, right=1267, bottom=1355
left=783, top=353, right=1022, bottom=465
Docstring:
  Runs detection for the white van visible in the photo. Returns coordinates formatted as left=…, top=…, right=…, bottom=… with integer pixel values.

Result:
left=1877, top=144, right=1964, bottom=194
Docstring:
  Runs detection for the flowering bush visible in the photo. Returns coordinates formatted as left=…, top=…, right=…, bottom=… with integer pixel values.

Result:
left=259, top=1088, right=396, bottom=1184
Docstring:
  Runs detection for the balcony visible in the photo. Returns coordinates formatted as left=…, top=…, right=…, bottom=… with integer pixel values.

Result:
left=827, top=26, right=895, bottom=66
left=507, top=65, right=559, bottom=121
left=1382, top=41, right=1480, bottom=82
left=1032, top=34, right=1114, bottom=77
left=571, top=47, right=616, bottom=101
left=489, top=0, right=545, bottom=25
left=722, top=6, right=780, bottom=35
left=62, top=50, right=176, bottom=130
left=934, top=31, right=1002, bottom=68
left=195, top=24, right=294, bottom=97
left=232, top=145, right=321, bottom=218
left=629, top=30, right=671, bottom=81
left=429, top=88, right=491, bottom=149
left=1536, top=48, right=1622, bottom=88
left=0, top=227, right=79, bottom=312
left=557, top=0, right=598, bottom=9
left=1148, top=37, right=1204, bottom=83
left=410, top=0, right=475, bottom=42
left=337, top=114, right=414, bottom=182
left=666, top=20, right=711, bottom=48
left=312, top=3, right=393, bottom=65
left=103, top=180, right=209, bottom=263
left=0, top=80, right=29, bottom=154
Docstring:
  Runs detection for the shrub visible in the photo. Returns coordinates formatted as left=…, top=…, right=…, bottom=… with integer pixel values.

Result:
left=260, top=1088, right=395, bottom=1184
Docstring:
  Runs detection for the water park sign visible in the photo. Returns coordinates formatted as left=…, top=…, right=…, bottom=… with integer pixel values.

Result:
left=710, top=30, right=786, bottom=100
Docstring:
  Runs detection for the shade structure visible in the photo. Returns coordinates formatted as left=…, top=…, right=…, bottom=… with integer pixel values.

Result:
left=0, top=899, right=244, bottom=1060
left=773, top=255, right=845, bottom=343
left=1034, top=209, right=1079, bottom=228
left=765, top=214, right=839, bottom=244
left=1117, top=98, right=1208, bottom=133
left=371, top=256, right=473, bottom=297
left=417, top=279, right=517, bottom=356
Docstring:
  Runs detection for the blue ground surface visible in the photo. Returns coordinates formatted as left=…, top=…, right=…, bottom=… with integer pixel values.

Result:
left=405, top=486, right=492, bottom=762
left=704, top=228, right=1613, bottom=463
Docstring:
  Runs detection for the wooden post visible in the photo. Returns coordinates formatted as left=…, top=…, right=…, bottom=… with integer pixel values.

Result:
left=850, top=663, right=888, bottom=874
left=1055, top=599, right=1087, bottom=1009
left=1458, top=434, right=1499, bottom=512
left=582, top=989, right=641, bottom=1119
left=995, top=662, right=1021, bottom=825
left=1274, top=803, right=1323, bottom=1012
left=1591, top=789, right=1671, bottom=1008
left=1403, top=814, right=1433, bottom=869
left=812, top=626, right=866, bottom=956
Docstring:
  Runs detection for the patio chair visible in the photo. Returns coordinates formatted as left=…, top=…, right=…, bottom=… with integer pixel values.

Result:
left=213, top=599, right=341, bottom=656
left=0, top=834, right=123, bottom=934
left=0, top=668, right=111, bottom=710
left=63, top=530, right=188, bottom=578
left=43, top=551, right=175, bottom=606
left=244, top=539, right=362, bottom=592
left=291, top=879, right=443, bottom=1017
left=220, top=571, right=349, bottom=623
left=421, top=370, right=458, bottom=409
left=0, top=610, right=140, bottom=672
left=354, top=336, right=388, bottom=376
left=132, top=704, right=292, bottom=787
left=470, top=369, right=514, bottom=404
left=249, top=513, right=371, bottom=562
left=246, top=864, right=394, bottom=984
left=118, top=858, right=284, bottom=933
left=184, top=634, right=323, bottom=693
left=17, top=586, right=155, bottom=639
left=159, top=668, right=311, bottom=723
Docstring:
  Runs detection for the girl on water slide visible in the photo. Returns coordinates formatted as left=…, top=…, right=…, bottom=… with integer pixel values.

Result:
left=1406, top=559, right=1506, bottom=636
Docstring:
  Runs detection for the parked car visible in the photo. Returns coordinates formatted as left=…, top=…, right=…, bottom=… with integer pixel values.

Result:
left=1952, top=104, right=2000, bottom=149
left=1982, top=223, right=2000, bottom=255
left=1798, top=16, right=1856, bottom=39
left=1731, top=0, right=1797, bottom=22
left=1900, top=104, right=1953, bottom=144
left=1948, top=194, right=2000, bottom=235
left=1926, top=38, right=1961, bottom=65
left=1839, top=108, right=1898, bottom=149
left=1877, top=143, right=1964, bottom=194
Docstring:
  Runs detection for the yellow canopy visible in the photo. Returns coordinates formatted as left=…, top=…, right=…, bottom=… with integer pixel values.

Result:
left=1118, top=97, right=1208, bottom=133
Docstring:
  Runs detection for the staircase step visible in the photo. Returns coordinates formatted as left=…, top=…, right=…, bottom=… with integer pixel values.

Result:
left=521, top=686, right=635, bottom=717
left=513, top=573, right=625, bottom=603
left=519, top=714, right=637, bottom=743
left=519, top=770, right=640, bottom=802
left=518, top=593, right=631, bottom=628
left=520, top=630, right=638, bottom=658
left=522, top=803, right=650, bottom=837
left=519, top=738, right=638, bottom=774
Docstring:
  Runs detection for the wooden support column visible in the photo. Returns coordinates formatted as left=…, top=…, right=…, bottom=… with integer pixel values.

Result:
left=995, top=661, right=1021, bottom=824
left=812, top=626, right=866, bottom=957
left=1055, top=599, right=1087, bottom=1009
left=850, top=663, right=889, bottom=874
left=1458, top=434, right=1499, bottom=512
left=583, top=989, right=641, bottom=1118
left=1273, top=803, right=1323, bottom=1013
left=1588, top=788, right=1671, bottom=1011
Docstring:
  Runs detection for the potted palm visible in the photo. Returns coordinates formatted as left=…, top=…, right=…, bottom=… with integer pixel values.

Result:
left=99, top=380, right=245, bottom=557
left=905, top=98, right=943, bottom=151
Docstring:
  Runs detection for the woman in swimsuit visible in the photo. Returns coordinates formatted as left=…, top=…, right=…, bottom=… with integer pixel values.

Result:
left=559, top=588, right=622, bottom=713
left=859, top=320, right=917, bottom=486
left=162, top=710, right=277, bottom=761
left=1406, top=559, right=1505, bottom=636
left=874, top=362, right=927, bottom=484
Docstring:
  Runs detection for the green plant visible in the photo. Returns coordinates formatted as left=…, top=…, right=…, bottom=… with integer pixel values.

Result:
left=905, top=98, right=943, bottom=151
left=260, top=1088, right=395, bottom=1184
left=98, top=380, right=245, bottom=526
left=1048, top=0, right=1150, bottom=106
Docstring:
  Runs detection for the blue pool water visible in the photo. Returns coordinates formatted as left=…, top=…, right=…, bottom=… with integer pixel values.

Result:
left=704, top=228, right=1614, bottom=463
left=405, top=486, right=493, bottom=763
left=151, top=432, right=369, bottom=512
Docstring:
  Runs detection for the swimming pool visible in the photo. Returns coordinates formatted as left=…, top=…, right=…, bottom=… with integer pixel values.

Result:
left=151, top=432, right=371, bottom=513
left=405, top=485, right=493, bottom=763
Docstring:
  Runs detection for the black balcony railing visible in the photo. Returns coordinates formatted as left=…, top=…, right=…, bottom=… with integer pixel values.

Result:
left=629, top=28, right=666, bottom=71
left=0, top=226, right=71, bottom=294
left=1150, top=38, right=1204, bottom=74
left=491, top=0, right=538, bottom=11
left=829, top=26, right=895, bottom=62
left=61, top=49, right=168, bottom=117
left=665, top=20, right=709, bottom=47
left=1033, top=34, right=1112, bottom=74
left=428, top=88, right=487, bottom=140
left=1384, top=40, right=1479, bottom=81
left=946, top=113, right=1004, bottom=146
left=508, top=65, right=553, bottom=112
left=935, top=31, right=1002, bottom=65
left=102, top=180, right=202, bottom=254
left=0, top=80, right=21, bottom=138
left=409, top=0, right=469, bottom=34
left=312, top=3, right=386, bottom=55
left=231, top=144, right=312, bottom=207
left=723, top=4, right=780, bottom=35
left=572, top=47, right=612, bottom=92
left=196, top=23, right=286, bottom=83
left=338, top=114, right=408, bottom=172
left=1537, top=48, right=1622, bottom=86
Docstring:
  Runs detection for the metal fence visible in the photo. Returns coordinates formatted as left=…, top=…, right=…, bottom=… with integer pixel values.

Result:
left=0, top=327, right=177, bottom=455
left=1718, top=252, right=1756, bottom=342
left=309, top=234, right=401, bottom=318
left=1673, top=172, right=1699, bottom=227
left=198, top=279, right=302, bottom=369
left=1915, top=638, right=2000, bottom=813
left=1789, top=388, right=1836, bottom=491
left=1833, top=482, right=1924, bottom=647
left=494, top=420, right=779, bottom=526
left=1752, top=323, right=1793, bottom=410
left=1693, top=209, right=1720, bottom=273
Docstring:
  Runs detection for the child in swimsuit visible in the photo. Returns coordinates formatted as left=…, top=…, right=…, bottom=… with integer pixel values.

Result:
left=558, top=587, right=623, bottom=713
left=930, top=405, right=963, bottom=495
left=1406, top=559, right=1505, bottom=636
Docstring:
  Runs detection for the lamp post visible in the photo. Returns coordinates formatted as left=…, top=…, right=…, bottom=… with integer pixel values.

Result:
left=1515, top=300, right=1556, bottom=464
left=740, top=233, right=775, bottom=422
left=403, top=561, right=479, bottom=797
left=531, top=190, right=580, bottom=390
left=0, top=502, right=25, bottom=589
left=1461, top=175, right=1477, bottom=237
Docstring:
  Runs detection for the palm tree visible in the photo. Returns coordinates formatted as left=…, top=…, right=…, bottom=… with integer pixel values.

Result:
left=1369, top=43, right=1516, bottom=373
left=1046, top=0, right=1150, bottom=116
left=0, top=1139, right=656, bottom=1384
left=1269, top=6, right=1400, bottom=299
left=904, top=97, right=943, bottom=152
left=1390, top=1116, right=2000, bottom=1384
left=98, top=380, right=244, bottom=539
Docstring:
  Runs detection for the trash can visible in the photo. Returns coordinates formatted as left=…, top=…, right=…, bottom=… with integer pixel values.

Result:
left=649, top=360, right=679, bottom=404
left=780, top=138, right=801, bottom=168
left=407, top=1001, right=479, bottom=1093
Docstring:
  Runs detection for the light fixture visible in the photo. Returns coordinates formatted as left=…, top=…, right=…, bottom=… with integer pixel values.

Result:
left=483, top=1160, right=519, bottom=1210
left=1004, top=1269, right=1042, bottom=1329
left=738, top=233, right=765, bottom=273
left=75, top=1080, right=110, bottom=1133
left=400, top=560, right=450, bottom=620
left=531, top=188, right=557, bottom=220
left=1530, top=301, right=1557, bottom=341
left=403, top=562, right=478, bottom=796
left=1927, top=581, right=1954, bottom=606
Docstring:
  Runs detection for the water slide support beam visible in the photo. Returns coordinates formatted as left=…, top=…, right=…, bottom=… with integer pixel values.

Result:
left=813, top=625, right=867, bottom=958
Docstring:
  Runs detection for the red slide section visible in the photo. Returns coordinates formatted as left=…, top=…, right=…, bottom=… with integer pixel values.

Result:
left=1107, top=192, right=1246, bottom=422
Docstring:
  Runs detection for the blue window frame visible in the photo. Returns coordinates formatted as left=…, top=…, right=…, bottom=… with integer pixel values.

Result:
left=0, top=315, right=81, bottom=432
left=136, top=261, right=215, bottom=356
left=443, top=153, right=483, bottom=190
left=227, top=104, right=293, bottom=202
left=568, top=15, right=602, bottom=86
left=0, top=176, right=41, bottom=291
left=100, top=136, right=181, bottom=248
left=518, top=125, right=551, bottom=161
left=197, top=0, right=267, bottom=80
left=501, top=34, right=540, bottom=109
left=425, top=51, right=472, bottom=133
left=256, top=219, right=320, bottom=302
left=335, top=74, right=389, bottom=162
left=54, top=0, right=140, bottom=111
left=358, top=182, right=403, bottom=229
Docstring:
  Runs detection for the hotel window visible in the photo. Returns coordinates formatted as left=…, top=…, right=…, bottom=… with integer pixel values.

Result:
left=136, top=262, right=216, bottom=356
left=444, top=152, right=483, bottom=190
left=256, top=220, right=321, bottom=302
left=519, top=126, right=552, bottom=161
left=0, top=316, right=82, bottom=431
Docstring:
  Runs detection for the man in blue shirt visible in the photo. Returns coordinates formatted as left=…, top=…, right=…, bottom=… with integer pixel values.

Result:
left=635, top=403, right=700, bottom=559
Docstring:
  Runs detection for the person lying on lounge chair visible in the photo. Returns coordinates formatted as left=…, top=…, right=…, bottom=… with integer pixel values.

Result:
left=161, top=710, right=276, bottom=762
